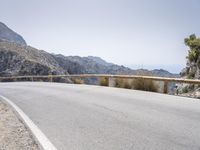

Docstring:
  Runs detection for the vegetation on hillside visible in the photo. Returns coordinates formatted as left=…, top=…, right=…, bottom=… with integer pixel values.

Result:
left=177, top=34, right=200, bottom=97
left=183, top=34, right=200, bottom=79
left=185, top=34, right=200, bottom=63
left=114, top=77, right=158, bottom=92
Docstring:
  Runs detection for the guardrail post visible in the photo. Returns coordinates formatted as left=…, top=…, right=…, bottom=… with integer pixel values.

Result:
left=108, top=77, right=115, bottom=87
left=163, top=81, right=168, bottom=94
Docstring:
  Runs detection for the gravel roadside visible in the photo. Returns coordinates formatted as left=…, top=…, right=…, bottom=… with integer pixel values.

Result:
left=0, top=100, right=40, bottom=150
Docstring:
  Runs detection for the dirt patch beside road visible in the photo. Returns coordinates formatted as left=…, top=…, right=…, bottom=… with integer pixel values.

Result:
left=0, top=100, right=40, bottom=150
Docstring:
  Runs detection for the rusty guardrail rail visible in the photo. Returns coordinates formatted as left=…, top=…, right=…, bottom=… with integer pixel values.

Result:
left=0, top=74, right=200, bottom=93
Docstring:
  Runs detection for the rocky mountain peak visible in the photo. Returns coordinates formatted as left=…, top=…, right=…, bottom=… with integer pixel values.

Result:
left=0, top=22, right=26, bottom=45
left=86, top=56, right=114, bottom=66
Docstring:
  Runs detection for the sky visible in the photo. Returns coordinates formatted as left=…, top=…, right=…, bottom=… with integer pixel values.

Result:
left=0, top=0, right=200, bottom=73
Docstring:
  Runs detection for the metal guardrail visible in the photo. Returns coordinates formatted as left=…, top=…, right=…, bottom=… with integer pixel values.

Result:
left=0, top=74, right=200, bottom=93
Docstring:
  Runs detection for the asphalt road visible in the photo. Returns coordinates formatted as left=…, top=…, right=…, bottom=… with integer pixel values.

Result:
left=0, top=82, right=200, bottom=150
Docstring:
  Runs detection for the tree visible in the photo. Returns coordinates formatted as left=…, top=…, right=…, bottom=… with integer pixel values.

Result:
left=185, top=34, right=200, bottom=62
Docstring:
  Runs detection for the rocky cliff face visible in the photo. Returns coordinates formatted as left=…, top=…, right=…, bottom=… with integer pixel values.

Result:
left=86, top=56, right=113, bottom=66
left=0, top=22, right=26, bottom=45
left=0, top=39, right=158, bottom=78
left=0, top=40, right=67, bottom=76
left=55, top=55, right=134, bottom=74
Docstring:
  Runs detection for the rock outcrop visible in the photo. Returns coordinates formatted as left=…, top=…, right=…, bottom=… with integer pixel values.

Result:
left=0, top=40, right=67, bottom=76
left=0, top=22, right=26, bottom=45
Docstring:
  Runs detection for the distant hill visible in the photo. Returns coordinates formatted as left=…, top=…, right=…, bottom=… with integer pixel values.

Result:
left=0, top=22, right=26, bottom=45
left=53, top=54, right=135, bottom=74
left=0, top=22, right=178, bottom=80
left=0, top=40, right=67, bottom=76
left=86, top=56, right=113, bottom=66
left=151, top=69, right=179, bottom=78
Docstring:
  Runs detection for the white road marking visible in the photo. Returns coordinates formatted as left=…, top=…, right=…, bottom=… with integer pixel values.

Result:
left=0, top=95, right=58, bottom=150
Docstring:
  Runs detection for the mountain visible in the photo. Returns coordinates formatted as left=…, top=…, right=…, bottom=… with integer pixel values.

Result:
left=0, top=22, right=178, bottom=83
left=53, top=55, right=134, bottom=74
left=0, top=40, right=68, bottom=76
left=0, top=22, right=26, bottom=45
left=151, top=69, right=179, bottom=78
left=86, top=56, right=113, bottom=66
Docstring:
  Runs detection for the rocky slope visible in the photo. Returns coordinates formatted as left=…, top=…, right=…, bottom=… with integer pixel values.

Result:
left=0, top=22, right=26, bottom=45
left=53, top=55, right=134, bottom=74
left=0, top=40, right=67, bottom=76
left=0, top=22, right=178, bottom=84
left=180, top=34, right=200, bottom=79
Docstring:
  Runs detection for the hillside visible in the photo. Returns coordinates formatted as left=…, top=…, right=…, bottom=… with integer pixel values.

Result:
left=53, top=55, right=135, bottom=74
left=0, top=22, right=26, bottom=45
left=0, top=22, right=178, bottom=81
left=86, top=56, right=113, bottom=66
left=0, top=40, right=67, bottom=76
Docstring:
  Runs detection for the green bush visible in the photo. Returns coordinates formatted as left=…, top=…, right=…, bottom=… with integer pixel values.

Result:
left=185, top=34, right=200, bottom=62
left=188, top=49, right=198, bottom=62
left=182, top=87, right=188, bottom=93
left=187, top=72, right=195, bottom=79
left=198, top=61, right=200, bottom=69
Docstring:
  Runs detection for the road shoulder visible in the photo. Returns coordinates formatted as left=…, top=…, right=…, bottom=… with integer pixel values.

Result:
left=0, top=99, right=40, bottom=150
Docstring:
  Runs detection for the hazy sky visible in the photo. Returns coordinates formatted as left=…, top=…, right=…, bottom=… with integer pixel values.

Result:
left=1, top=0, right=200, bottom=73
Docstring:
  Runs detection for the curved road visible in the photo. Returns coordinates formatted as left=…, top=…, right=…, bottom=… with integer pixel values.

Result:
left=0, top=82, right=200, bottom=150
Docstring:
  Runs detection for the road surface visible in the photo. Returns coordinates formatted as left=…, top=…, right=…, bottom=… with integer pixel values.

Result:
left=0, top=82, right=200, bottom=150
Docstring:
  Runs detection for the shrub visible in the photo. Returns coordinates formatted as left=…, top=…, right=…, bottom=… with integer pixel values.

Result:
left=182, top=87, right=188, bottom=93
left=115, top=78, right=133, bottom=89
left=72, top=78, right=84, bottom=84
left=185, top=34, right=200, bottom=62
left=187, top=72, right=195, bottom=79
left=188, top=49, right=198, bottom=62
left=114, top=76, right=158, bottom=92
left=198, top=61, right=200, bottom=69
left=99, top=77, right=109, bottom=86
left=132, top=78, right=158, bottom=92
left=123, top=80, right=132, bottom=89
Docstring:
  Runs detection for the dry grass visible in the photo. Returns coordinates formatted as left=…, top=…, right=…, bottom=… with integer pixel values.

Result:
left=133, top=70, right=159, bottom=92
left=114, top=77, right=158, bottom=92
left=115, top=78, right=133, bottom=89
left=99, top=77, right=109, bottom=86
left=132, top=78, right=158, bottom=92
left=114, top=71, right=159, bottom=92
left=72, top=78, right=84, bottom=84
